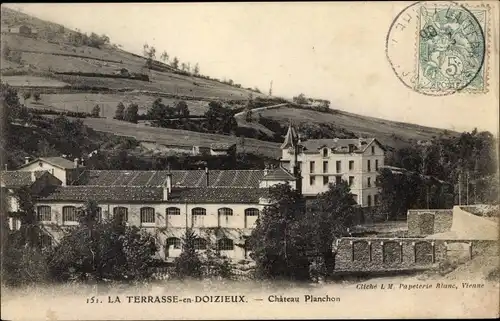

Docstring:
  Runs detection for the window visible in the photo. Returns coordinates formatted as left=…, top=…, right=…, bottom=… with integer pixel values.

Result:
left=323, top=176, right=329, bottom=185
left=309, top=161, right=315, bottom=173
left=374, top=194, right=379, bottom=205
left=193, top=238, right=207, bottom=250
left=367, top=160, right=371, bottom=172
left=375, top=159, right=379, bottom=171
left=310, top=176, right=315, bottom=185
left=348, top=176, right=354, bottom=186
left=166, top=207, right=180, bottom=215
left=336, top=161, right=341, bottom=173
left=37, top=206, right=51, bottom=222
left=335, top=176, right=342, bottom=184
left=367, top=195, right=372, bottom=206
left=113, top=207, right=128, bottom=223
left=218, top=207, right=233, bottom=216
left=367, top=177, right=371, bottom=187
left=96, top=207, right=103, bottom=222
left=218, top=238, right=234, bottom=251
left=62, top=206, right=77, bottom=223
left=323, top=161, right=328, bottom=173
left=140, top=207, right=155, bottom=223
left=349, top=160, right=354, bottom=171
left=371, top=146, right=375, bottom=154
left=166, top=237, right=181, bottom=250
left=245, top=208, right=260, bottom=217
left=322, top=148, right=328, bottom=157
left=192, top=207, right=206, bottom=216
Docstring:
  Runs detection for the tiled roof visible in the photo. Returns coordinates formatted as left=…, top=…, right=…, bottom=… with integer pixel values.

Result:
left=300, top=138, right=376, bottom=153
left=167, top=187, right=269, bottom=203
left=262, top=167, right=296, bottom=181
left=281, top=124, right=299, bottom=149
left=77, top=170, right=265, bottom=188
left=0, top=171, right=33, bottom=187
left=36, top=186, right=164, bottom=202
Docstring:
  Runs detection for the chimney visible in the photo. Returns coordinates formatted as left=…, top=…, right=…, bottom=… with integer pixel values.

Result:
left=163, top=172, right=172, bottom=201
left=264, top=164, right=269, bottom=176
left=24, top=157, right=30, bottom=164
left=4, top=164, right=7, bottom=171
left=74, top=158, right=79, bottom=168
left=205, top=166, right=209, bottom=187
left=31, top=171, right=36, bottom=182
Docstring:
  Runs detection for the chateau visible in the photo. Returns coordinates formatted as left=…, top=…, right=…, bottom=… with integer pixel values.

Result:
left=280, top=125, right=385, bottom=207
left=1, top=127, right=385, bottom=261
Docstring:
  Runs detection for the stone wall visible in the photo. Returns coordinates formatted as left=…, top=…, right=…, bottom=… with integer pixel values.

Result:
left=407, top=209, right=453, bottom=237
left=334, top=237, right=494, bottom=272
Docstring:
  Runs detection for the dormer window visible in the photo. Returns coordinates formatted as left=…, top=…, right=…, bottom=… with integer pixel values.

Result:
left=322, top=148, right=328, bottom=157
left=38, top=162, right=43, bottom=167
left=348, top=145, right=355, bottom=153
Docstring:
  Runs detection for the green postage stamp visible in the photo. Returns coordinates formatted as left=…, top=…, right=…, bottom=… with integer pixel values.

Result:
left=416, top=4, right=487, bottom=93
left=386, top=1, right=491, bottom=96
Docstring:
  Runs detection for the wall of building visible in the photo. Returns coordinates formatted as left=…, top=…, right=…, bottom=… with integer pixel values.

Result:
left=334, top=237, right=495, bottom=272
left=281, top=141, right=384, bottom=206
left=407, top=209, right=453, bottom=237
left=32, top=201, right=264, bottom=261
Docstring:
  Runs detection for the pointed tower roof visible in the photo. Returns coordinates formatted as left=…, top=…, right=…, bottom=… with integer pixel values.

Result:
left=280, top=122, right=299, bottom=149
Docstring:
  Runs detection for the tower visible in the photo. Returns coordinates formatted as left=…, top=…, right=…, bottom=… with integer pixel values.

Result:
left=280, top=122, right=302, bottom=195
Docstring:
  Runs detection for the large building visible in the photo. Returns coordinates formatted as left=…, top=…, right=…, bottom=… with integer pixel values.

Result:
left=1, top=157, right=296, bottom=261
left=1, top=128, right=385, bottom=261
left=279, top=124, right=385, bottom=207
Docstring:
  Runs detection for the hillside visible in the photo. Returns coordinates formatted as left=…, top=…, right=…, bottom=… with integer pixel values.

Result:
left=1, top=6, right=456, bottom=158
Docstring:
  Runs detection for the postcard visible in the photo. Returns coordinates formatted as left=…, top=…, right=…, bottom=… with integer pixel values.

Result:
left=1, top=1, right=498, bottom=320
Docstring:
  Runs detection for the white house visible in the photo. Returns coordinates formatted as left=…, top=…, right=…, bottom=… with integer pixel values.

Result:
left=279, top=124, right=385, bottom=206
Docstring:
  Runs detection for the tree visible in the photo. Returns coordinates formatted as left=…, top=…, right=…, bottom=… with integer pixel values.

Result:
left=245, top=109, right=253, bottom=122
left=193, top=63, right=200, bottom=75
left=171, top=56, right=180, bottom=69
left=23, top=91, right=31, bottom=103
left=124, top=103, right=139, bottom=123
left=306, top=181, right=357, bottom=276
left=249, top=184, right=310, bottom=281
left=91, top=104, right=100, bottom=118
left=142, top=43, right=156, bottom=68
left=187, top=62, right=191, bottom=73
left=204, top=101, right=237, bottom=134
left=173, top=229, right=203, bottom=279
left=160, top=51, right=169, bottom=63
left=33, top=91, right=41, bottom=102
left=293, top=93, right=308, bottom=104
left=8, top=186, right=41, bottom=248
left=181, top=62, right=187, bottom=71
left=50, top=200, right=157, bottom=282
left=174, top=100, right=189, bottom=119
left=115, top=102, right=125, bottom=120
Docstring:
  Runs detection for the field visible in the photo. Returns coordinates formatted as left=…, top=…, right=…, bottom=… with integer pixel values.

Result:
left=1, top=6, right=457, bottom=156
left=2, top=75, right=69, bottom=87
left=259, top=106, right=453, bottom=149
left=23, top=93, right=210, bottom=117
left=81, top=117, right=281, bottom=158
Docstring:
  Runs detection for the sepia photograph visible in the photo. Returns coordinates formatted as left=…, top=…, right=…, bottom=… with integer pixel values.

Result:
left=0, top=1, right=498, bottom=319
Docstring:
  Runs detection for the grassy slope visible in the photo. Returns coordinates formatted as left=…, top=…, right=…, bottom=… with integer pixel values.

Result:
left=257, top=106, right=455, bottom=149
left=1, top=6, right=455, bottom=156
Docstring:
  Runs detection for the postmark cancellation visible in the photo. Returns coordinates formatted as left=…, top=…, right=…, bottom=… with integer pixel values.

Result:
left=386, top=1, right=491, bottom=96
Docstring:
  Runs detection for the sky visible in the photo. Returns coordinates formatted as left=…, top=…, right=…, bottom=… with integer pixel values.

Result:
left=4, top=2, right=499, bottom=134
